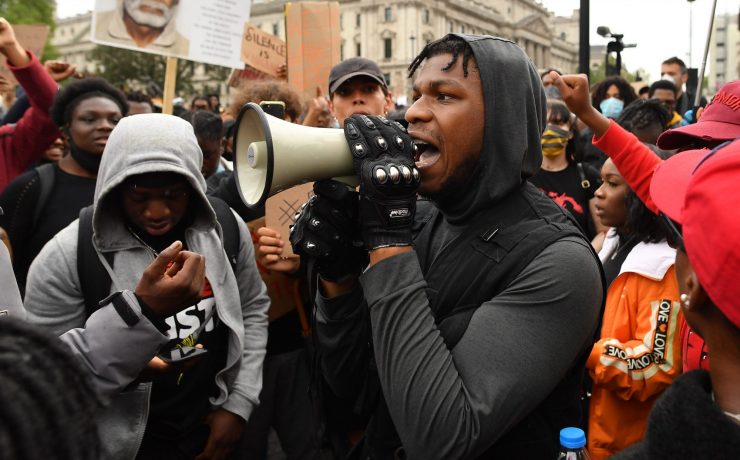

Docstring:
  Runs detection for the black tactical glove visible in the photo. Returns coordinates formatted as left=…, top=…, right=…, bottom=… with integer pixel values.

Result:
left=344, top=115, right=420, bottom=250
left=289, top=179, right=367, bottom=282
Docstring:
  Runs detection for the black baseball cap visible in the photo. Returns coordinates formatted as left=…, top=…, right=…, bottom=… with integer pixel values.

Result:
left=328, top=58, right=387, bottom=95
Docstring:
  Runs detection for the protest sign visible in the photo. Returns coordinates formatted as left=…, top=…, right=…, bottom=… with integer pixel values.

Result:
left=0, top=25, right=49, bottom=84
left=240, top=24, right=286, bottom=77
left=91, top=0, right=251, bottom=68
left=265, top=182, right=314, bottom=259
left=285, top=1, right=341, bottom=99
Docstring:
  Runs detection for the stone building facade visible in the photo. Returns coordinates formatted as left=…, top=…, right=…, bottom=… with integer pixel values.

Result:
left=53, top=1, right=579, bottom=103
left=249, top=0, right=579, bottom=101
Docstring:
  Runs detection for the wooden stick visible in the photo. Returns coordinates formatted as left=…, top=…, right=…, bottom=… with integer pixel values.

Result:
left=162, top=56, right=178, bottom=115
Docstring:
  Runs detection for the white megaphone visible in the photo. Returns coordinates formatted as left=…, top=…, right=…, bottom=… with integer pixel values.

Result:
left=233, top=102, right=356, bottom=209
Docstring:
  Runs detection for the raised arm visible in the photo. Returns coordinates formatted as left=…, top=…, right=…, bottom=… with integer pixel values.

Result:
left=552, top=73, right=663, bottom=214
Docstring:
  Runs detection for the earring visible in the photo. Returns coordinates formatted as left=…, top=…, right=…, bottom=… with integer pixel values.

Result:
left=680, top=293, right=691, bottom=308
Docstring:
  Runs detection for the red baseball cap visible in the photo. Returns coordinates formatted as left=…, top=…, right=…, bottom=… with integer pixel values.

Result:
left=650, top=139, right=740, bottom=329
left=656, top=80, right=740, bottom=150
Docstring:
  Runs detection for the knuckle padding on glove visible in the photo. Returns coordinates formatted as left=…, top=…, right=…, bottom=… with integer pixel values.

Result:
left=289, top=181, right=367, bottom=278
left=344, top=114, right=419, bottom=249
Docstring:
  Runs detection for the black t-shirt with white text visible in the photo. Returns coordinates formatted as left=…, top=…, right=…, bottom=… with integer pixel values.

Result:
left=144, top=275, right=229, bottom=441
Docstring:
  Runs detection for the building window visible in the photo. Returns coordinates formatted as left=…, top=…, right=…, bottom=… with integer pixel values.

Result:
left=356, top=14, right=361, bottom=27
left=341, top=44, right=344, bottom=60
left=384, top=73, right=391, bottom=86
left=461, top=25, right=465, bottom=33
left=273, top=23, right=279, bottom=36
left=356, top=43, right=361, bottom=56
left=384, top=38, right=392, bottom=59
left=423, top=9, right=430, bottom=24
left=448, top=21, right=453, bottom=33
left=384, top=7, right=393, bottom=22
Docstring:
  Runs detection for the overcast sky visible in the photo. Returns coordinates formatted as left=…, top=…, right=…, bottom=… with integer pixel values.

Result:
left=56, top=0, right=737, bottom=81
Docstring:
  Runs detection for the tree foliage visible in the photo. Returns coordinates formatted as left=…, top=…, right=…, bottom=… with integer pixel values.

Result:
left=89, top=45, right=231, bottom=97
left=0, top=0, right=57, bottom=60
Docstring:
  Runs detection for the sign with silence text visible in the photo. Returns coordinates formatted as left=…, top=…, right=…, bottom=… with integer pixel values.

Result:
left=240, top=24, right=286, bottom=77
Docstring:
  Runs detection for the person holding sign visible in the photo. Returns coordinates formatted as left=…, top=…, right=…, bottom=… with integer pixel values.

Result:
left=94, top=0, right=189, bottom=56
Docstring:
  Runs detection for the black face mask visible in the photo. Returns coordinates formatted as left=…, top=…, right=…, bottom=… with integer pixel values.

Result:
left=66, top=132, right=102, bottom=175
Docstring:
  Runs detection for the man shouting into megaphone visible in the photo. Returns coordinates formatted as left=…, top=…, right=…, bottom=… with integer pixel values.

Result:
left=289, top=35, right=605, bottom=460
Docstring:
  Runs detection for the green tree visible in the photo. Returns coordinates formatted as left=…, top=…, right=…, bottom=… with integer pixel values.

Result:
left=0, top=0, right=57, bottom=60
left=89, top=45, right=231, bottom=97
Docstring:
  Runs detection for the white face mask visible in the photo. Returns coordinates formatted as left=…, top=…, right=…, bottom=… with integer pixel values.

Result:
left=124, top=0, right=176, bottom=29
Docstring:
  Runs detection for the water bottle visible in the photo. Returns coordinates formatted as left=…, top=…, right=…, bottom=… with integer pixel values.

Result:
left=557, top=427, right=591, bottom=460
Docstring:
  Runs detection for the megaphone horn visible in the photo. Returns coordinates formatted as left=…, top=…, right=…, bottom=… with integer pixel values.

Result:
left=233, top=102, right=356, bottom=209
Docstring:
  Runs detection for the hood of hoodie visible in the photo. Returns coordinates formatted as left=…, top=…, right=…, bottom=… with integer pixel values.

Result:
left=429, top=34, right=546, bottom=223
left=92, top=113, right=214, bottom=249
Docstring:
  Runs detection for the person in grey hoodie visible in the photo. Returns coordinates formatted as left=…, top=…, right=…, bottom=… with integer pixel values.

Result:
left=2, top=229, right=207, bottom=401
left=24, top=113, right=270, bottom=460
left=290, top=34, right=604, bottom=459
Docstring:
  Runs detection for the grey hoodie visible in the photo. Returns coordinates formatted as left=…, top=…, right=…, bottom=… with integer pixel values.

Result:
left=433, top=34, right=546, bottom=223
left=25, top=114, right=270, bottom=459
left=315, top=35, right=603, bottom=459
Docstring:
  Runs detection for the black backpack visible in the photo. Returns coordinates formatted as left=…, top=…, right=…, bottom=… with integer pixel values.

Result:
left=76, top=196, right=240, bottom=318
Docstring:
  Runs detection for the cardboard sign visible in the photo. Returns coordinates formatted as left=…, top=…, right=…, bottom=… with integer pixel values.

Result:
left=0, top=24, right=49, bottom=84
left=240, top=24, right=286, bottom=77
left=265, top=182, right=314, bottom=258
left=227, top=66, right=270, bottom=88
left=91, top=0, right=251, bottom=68
left=285, top=1, right=341, bottom=99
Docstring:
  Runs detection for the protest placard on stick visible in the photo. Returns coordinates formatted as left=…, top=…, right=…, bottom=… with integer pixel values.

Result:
left=285, top=1, right=341, bottom=99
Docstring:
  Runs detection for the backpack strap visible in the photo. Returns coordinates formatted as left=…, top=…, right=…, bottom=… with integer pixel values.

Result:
left=77, top=198, right=240, bottom=319
left=77, top=205, right=114, bottom=318
left=31, top=163, right=56, bottom=231
left=576, top=162, right=590, bottom=190
left=207, top=196, right=239, bottom=274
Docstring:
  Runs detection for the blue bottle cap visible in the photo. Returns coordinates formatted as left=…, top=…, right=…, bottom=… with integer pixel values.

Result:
left=560, top=427, right=586, bottom=449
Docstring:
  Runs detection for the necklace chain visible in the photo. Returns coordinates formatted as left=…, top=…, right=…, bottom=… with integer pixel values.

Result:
left=127, top=226, right=159, bottom=257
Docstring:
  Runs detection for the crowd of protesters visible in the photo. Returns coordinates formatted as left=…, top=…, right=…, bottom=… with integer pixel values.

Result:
left=0, top=14, right=738, bottom=460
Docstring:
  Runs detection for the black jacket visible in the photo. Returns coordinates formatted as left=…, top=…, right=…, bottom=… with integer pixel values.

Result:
left=614, top=370, right=740, bottom=459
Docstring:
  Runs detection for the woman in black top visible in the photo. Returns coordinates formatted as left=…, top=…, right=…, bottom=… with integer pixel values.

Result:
left=0, top=78, right=128, bottom=295
left=530, top=99, right=606, bottom=245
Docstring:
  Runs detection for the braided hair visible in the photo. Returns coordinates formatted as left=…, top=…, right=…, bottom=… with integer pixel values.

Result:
left=0, top=318, right=101, bottom=460
left=408, top=35, right=477, bottom=78
left=616, top=99, right=671, bottom=134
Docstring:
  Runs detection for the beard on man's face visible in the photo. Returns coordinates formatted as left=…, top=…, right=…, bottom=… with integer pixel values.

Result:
left=418, top=152, right=481, bottom=207
left=124, top=0, right=176, bottom=29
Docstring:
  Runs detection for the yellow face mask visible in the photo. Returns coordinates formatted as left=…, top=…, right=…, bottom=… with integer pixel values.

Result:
left=541, top=125, right=570, bottom=157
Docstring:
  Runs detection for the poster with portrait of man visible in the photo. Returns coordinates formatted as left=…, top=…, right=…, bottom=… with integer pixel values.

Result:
left=92, top=0, right=251, bottom=68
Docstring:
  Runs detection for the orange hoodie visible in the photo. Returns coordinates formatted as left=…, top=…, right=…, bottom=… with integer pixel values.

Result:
left=587, top=231, right=682, bottom=460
